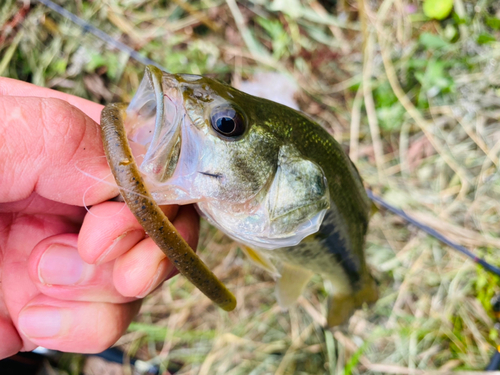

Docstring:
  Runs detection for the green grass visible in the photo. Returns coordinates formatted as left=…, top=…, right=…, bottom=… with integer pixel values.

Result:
left=2, top=0, right=500, bottom=373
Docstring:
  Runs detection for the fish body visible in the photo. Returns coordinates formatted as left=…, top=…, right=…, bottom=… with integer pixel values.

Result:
left=124, top=66, right=377, bottom=325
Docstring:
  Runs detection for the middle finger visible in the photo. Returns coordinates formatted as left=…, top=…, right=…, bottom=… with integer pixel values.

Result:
left=28, top=233, right=135, bottom=304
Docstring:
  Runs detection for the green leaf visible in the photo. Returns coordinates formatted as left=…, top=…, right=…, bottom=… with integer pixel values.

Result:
left=256, top=17, right=291, bottom=59
left=419, top=32, right=449, bottom=50
left=477, top=33, right=497, bottom=45
left=408, top=58, right=428, bottom=69
left=452, top=12, right=467, bottom=25
left=490, top=328, right=499, bottom=341
left=343, top=341, right=369, bottom=375
left=423, top=0, right=454, bottom=20
left=52, top=59, right=67, bottom=75
left=85, top=51, right=106, bottom=72
left=377, top=104, right=405, bottom=131
left=486, top=16, right=500, bottom=30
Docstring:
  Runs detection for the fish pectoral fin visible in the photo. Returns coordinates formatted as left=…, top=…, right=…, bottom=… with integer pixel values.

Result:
left=276, top=262, right=314, bottom=309
left=240, top=246, right=279, bottom=277
left=266, top=145, right=330, bottom=236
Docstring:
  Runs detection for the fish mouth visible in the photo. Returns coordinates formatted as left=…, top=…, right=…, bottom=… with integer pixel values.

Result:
left=125, top=66, right=183, bottom=184
left=124, top=66, right=204, bottom=204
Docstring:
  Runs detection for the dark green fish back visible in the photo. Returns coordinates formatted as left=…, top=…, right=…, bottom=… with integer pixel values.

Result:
left=247, top=97, right=376, bottom=324
left=264, top=104, right=376, bottom=326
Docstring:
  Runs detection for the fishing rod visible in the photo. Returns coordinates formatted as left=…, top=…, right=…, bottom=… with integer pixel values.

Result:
left=34, top=0, right=500, bottom=279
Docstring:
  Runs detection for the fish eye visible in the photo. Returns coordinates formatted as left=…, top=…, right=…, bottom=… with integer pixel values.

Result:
left=210, top=105, right=246, bottom=138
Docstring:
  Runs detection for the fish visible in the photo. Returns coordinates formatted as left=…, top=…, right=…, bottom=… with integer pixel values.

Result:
left=119, top=65, right=378, bottom=326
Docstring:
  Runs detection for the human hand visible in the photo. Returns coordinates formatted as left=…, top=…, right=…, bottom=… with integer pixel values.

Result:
left=0, top=78, right=199, bottom=358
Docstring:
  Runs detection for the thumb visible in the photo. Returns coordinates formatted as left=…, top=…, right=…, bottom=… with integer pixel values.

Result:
left=0, top=96, right=118, bottom=206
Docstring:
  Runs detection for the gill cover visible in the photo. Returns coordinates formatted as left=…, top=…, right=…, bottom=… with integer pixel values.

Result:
left=124, top=66, right=330, bottom=250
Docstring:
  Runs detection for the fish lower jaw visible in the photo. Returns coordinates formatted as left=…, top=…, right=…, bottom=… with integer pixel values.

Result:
left=150, top=188, right=200, bottom=205
left=197, top=202, right=327, bottom=251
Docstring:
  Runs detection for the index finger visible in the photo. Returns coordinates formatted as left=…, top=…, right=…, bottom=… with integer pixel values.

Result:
left=0, top=96, right=117, bottom=206
left=0, top=77, right=103, bottom=123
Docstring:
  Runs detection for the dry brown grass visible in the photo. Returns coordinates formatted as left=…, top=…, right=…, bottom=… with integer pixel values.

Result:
left=2, top=0, right=500, bottom=373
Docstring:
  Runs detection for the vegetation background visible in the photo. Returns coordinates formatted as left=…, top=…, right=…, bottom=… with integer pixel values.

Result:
left=2, top=0, right=500, bottom=374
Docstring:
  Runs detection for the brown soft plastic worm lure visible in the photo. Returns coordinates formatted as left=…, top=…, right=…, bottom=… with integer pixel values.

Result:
left=100, top=103, right=236, bottom=311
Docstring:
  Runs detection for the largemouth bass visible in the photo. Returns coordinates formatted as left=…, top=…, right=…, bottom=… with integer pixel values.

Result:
left=103, top=66, right=377, bottom=326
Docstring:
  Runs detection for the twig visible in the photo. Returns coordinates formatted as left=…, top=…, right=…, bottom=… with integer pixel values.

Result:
left=310, top=0, right=351, bottom=55
left=225, top=0, right=272, bottom=63
left=171, top=0, right=220, bottom=32
left=349, top=85, right=363, bottom=163
left=0, top=30, right=23, bottom=76
left=275, top=323, right=315, bottom=375
left=362, top=32, right=386, bottom=178
left=0, top=2, right=30, bottom=45
left=373, top=18, right=472, bottom=202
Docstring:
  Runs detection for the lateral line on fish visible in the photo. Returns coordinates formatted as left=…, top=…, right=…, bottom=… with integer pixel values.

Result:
left=37, top=0, right=500, bottom=279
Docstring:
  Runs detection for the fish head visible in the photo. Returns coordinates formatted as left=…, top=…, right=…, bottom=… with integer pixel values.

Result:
left=124, top=66, right=330, bottom=249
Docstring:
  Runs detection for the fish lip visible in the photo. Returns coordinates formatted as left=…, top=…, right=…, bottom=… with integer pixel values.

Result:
left=126, top=67, right=205, bottom=203
left=139, top=67, right=183, bottom=183
left=145, top=66, right=166, bottom=144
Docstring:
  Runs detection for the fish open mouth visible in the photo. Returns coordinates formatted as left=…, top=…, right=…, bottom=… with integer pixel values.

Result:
left=125, top=66, right=182, bottom=184
left=124, top=67, right=204, bottom=204
left=120, top=66, right=329, bottom=250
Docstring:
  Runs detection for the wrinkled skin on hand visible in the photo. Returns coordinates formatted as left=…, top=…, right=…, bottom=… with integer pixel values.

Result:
left=0, top=78, right=199, bottom=358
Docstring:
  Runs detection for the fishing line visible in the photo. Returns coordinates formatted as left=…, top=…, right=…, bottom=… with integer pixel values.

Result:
left=37, top=0, right=167, bottom=72
left=36, top=0, right=500, bottom=278
left=366, top=189, right=500, bottom=277
left=74, top=155, right=157, bottom=217
left=79, top=170, right=128, bottom=218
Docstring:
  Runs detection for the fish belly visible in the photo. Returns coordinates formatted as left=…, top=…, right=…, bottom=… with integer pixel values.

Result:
left=269, top=207, right=378, bottom=326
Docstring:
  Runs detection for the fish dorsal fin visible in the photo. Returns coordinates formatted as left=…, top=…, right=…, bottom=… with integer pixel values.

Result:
left=240, top=246, right=280, bottom=277
left=265, top=145, right=330, bottom=236
left=276, top=262, right=314, bottom=309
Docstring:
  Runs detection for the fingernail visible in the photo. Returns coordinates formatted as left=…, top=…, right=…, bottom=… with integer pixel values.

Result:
left=39, top=244, right=88, bottom=285
left=96, top=230, right=144, bottom=265
left=18, top=306, right=64, bottom=338
left=136, top=260, right=173, bottom=299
